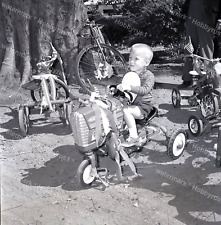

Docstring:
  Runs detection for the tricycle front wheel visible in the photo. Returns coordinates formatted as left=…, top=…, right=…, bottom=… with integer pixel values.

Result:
left=76, top=159, right=96, bottom=188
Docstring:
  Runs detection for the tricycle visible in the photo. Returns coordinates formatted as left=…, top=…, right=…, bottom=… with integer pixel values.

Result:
left=18, top=42, right=71, bottom=136
left=172, top=54, right=221, bottom=120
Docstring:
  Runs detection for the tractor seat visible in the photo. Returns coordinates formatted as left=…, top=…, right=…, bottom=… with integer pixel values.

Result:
left=214, top=88, right=221, bottom=96
left=136, top=107, right=158, bottom=125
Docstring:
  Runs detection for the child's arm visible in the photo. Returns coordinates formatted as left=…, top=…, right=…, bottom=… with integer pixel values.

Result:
left=130, top=71, right=154, bottom=96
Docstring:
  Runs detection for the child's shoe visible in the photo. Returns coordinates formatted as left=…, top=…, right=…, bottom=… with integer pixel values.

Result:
left=121, top=136, right=146, bottom=148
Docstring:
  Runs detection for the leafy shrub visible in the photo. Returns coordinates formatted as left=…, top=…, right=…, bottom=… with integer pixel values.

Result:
left=91, top=0, right=186, bottom=47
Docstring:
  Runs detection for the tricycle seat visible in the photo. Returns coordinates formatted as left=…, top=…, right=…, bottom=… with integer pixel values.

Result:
left=21, top=80, right=41, bottom=90
left=136, top=106, right=158, bottom=125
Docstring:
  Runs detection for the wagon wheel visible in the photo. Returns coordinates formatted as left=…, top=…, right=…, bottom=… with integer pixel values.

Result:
left=167, top=129, right=187, bottom=160
left=171, top=87, right=181, bottom=108
left=18, top=105, right=30, bottom=136
left=188, top=115, right=204, bottom=137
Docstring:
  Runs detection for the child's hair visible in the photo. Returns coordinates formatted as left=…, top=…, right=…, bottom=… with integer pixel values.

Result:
left=131, top=43, right=153, bottom=62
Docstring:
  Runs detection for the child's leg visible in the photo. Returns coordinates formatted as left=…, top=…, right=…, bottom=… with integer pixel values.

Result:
left=123, top=105, right=144, bottom=138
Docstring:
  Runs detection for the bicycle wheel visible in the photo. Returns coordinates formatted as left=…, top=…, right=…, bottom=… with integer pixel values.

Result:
left=75, top=44, right=127, bottom=94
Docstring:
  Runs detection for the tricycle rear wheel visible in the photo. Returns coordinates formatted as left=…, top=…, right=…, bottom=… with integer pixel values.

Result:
left=188, top=115, right=204, bottom=137
left=167, top=129, right=187, bottom=160
left=18, top=106, right=30, bottom=136
left=171, top=88, right=181, bottom=108
left=215, top=127, right=221, bottom=168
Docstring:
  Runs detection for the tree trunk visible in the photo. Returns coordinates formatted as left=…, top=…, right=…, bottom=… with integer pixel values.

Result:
left=0, top=0, right=88, bottom=88
left=0, top=0, right=17, bottom=87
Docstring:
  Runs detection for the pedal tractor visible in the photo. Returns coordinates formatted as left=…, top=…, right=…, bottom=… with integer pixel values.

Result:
left=70, top=84, right=188, bottom=188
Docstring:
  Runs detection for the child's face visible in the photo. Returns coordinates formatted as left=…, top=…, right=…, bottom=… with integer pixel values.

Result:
left=129, top=49, right=149, bottom=74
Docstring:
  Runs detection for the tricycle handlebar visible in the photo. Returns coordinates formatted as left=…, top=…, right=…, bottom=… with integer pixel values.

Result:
left=185, top=54, right=221, bottom=62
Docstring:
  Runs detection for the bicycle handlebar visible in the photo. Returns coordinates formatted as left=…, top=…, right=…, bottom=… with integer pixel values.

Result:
left=78, top=20, right=104, bottom=38
left=85, top=19, right=103, bottom=28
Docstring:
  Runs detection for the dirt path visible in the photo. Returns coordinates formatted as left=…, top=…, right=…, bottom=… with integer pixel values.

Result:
left=1, top=63, right=221, bottom=225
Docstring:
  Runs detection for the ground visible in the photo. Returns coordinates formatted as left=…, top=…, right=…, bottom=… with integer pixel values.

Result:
left=1, top=52, right=221, bottom=225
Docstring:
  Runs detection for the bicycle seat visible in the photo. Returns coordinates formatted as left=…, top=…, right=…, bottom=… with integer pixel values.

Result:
left=136, top=107, right=158, bottom=125
left=21, top=80, right=41, bottom=90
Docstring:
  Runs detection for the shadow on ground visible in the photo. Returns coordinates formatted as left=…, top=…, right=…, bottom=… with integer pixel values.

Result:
left=0, top=107, right=71, bottom=140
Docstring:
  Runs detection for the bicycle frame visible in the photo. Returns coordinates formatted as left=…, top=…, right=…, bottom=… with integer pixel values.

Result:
left=81, top=20, right=110, bottom=64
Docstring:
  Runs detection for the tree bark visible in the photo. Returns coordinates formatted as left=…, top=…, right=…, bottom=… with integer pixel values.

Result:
left=0, top=0, right=88, bottom=88
left=0, top=0, right=16, bottom=87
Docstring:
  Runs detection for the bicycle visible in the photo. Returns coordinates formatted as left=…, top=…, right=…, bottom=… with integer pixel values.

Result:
left=75, top=20, right=127, bottom=94
left=18, top=43, right=71, bottom=136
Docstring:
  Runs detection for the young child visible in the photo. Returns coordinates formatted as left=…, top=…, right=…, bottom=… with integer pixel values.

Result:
left=117, top=43, right=154, bottom=147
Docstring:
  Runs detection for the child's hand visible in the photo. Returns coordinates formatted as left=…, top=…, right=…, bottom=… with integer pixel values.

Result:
left=117, top=84, right=131, bottom=91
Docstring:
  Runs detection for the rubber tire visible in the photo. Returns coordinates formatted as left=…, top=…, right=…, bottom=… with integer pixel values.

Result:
left=30, top=79, right=69, bottom=102
left=31, top=87, right=43, bottom=102
left=167, top=129, right=187, bottom=160
left=188, top=115, right=204, bottom=137
left=200, top=93, right=219, bottom=118
left=75, top=43, right=127, bottom=95
left=106, top=133, right=118, bottom=160
left=171, top=87, right=181, bottom=108
left=55, top=79, right=69, bottom=100
left=64, top=102, right=73, bottom=125
left=76, top=159, right=96, bottom=188
left=215, top=126, right=221, bottom=168
left=18, top=106, right=29, bottom=137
